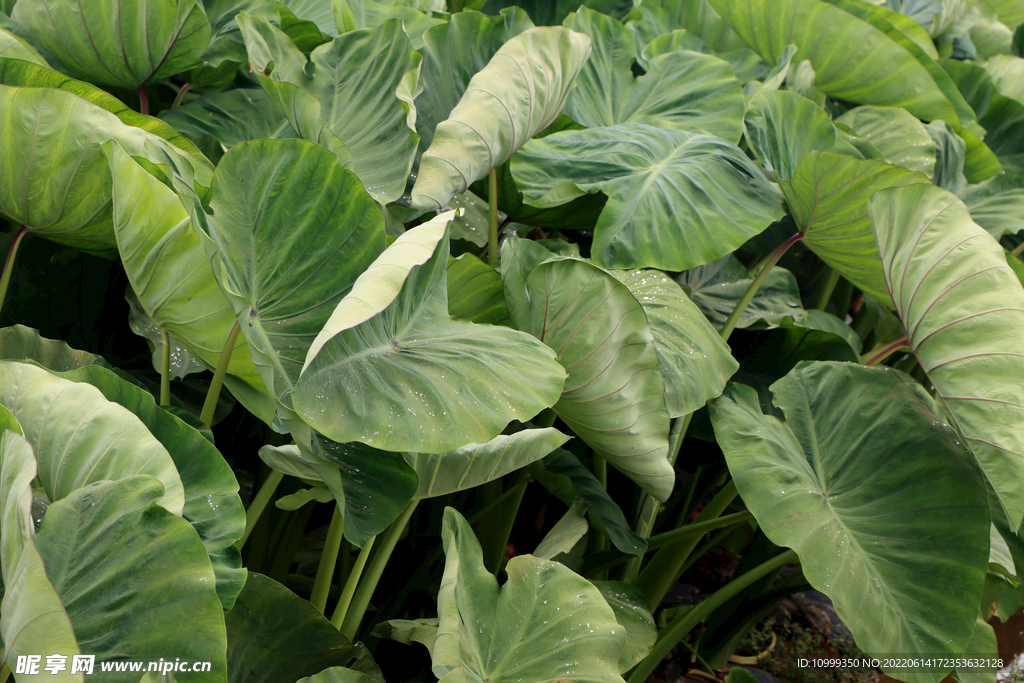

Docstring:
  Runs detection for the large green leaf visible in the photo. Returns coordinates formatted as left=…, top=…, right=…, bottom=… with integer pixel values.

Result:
left=433, top=507, right=626, bottom=683
left=45, top=364, right=246, bottom=610
left=0, top=324, right=109, bottom=371
left=409, top=26, right=592, bottom=212
left=225, top=572, right=382, bottom=683
left=610, top=269, right=738, bottom=418
left=942, top=58, right=1024, bottom=175
left=0, top=24, right=49, bottom=66
left=501, top=239, right=674, bottom=501
left=293, top=213, right=566, bottom=454
left=35, top=476, right=228, bottom=682
left=960, top=173, right=1024, bottom=238
left=785, top=152, right=931, bottom=304
left=12, top=0, right=210, bottom=88
left=0, top=85, right=206, bottom=255
left=706, top=0, right=973, bottom=127
left=414, top=8, right=535, bottom=152
left=563, top=7, right=744, bottom=141
left=0, top=57, right=209, bottom=162
left=834, top=105, right=937, bottom=178
left=709, top=363, right=990, bottom=680
left=108, top=142, right=276, bottom=424
left=405, top=428, right=568, bottom=498
left=190, top=0, right=277, bottom=85
left=511, top=123, right=785, bottom=271
left=159, top=88, right=297, bottom=152
left=529, top=447, right=648, bottom=556
left=870, top=183, right=1024, bottom=526
left=0, top=430, right=81, bottom=679
left=238, top=14, right=419, bottom=203
left=0, top=361, right=185, bottom=515
left=192, top=139, right=386, bottom=405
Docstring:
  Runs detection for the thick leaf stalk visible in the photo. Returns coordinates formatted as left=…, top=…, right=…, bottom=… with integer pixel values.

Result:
left=0, top=227, right=28, bottom=318
left=720, top=232, right=804, bottom=342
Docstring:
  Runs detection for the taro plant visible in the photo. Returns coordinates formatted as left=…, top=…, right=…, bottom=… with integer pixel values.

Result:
left=1, top=0, right=1024, bottom=682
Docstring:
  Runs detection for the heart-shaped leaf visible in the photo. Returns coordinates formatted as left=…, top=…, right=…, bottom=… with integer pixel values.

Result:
left=433, top=507, right=626, bottom=683
left=12, top=0, right=211, bottom=88
left=709, top=363, right=990, bottom=681
left=294, top=212, right=566, bottom=454
left=409, top=26, right=592, bottom=212
left=563, top=7, right=744, bottom=141
left=192, top=138, right=387, bottom=405
left=511, top=123, right=785, bottom=271
left=870, top=183, right=1024, bottom=526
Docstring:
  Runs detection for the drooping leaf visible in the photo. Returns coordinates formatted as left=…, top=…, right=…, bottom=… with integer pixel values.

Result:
left=870, top=183, right=1024, bottom=526
left=0, top=361, right=185, bottom=516
left=294, top=213, right=566, bottom=454
left=834, top=105, right=937, bottom=178
left=414, top=8, right=535, bottom=152
left=446, top=253, right=511, bottom=326
left=709, top=363, right=990, bottom=680
left=225, top=572, right=382, bottom=683
left=159, top=88, right=297, bottom=152
left=0, top=430, right=81, bottom=677
left=501, top=240, right=674, bottom=501
left=406, top=428, right=569, bottom=499
left=533, top=498, right=589, bottom=560
left=960, top=173, right=1024, bottom=239
left=591, top=581, right=657, bottom=673
left=433, top=507, right=626, bottom=683
left=409, top=26, right=592, bottom=212
left=677, top=255, right=805, bottom=331
left=0, top=85, right=206, bottom=255
left=371, top=618, right=438, bottom=654
left=238, top=14, right=420, bottom=203
left=529, top=447, right=648, bottom=556
left=191, top=139, right=386, bottom=406
left=610, top=269, right=739, bottom=418
left=12, top=0, right=211, bottom=88
left=706, top=0, right=974, bottom=127
left=563, top=7, right=744, bottom=141
left=511, top=123, right=785, bottom=271
left=126, top=287, right=208, bottom=381
left=107, top=142, right=276, bottom=424
left=309, top=434, right=418, bottom=548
